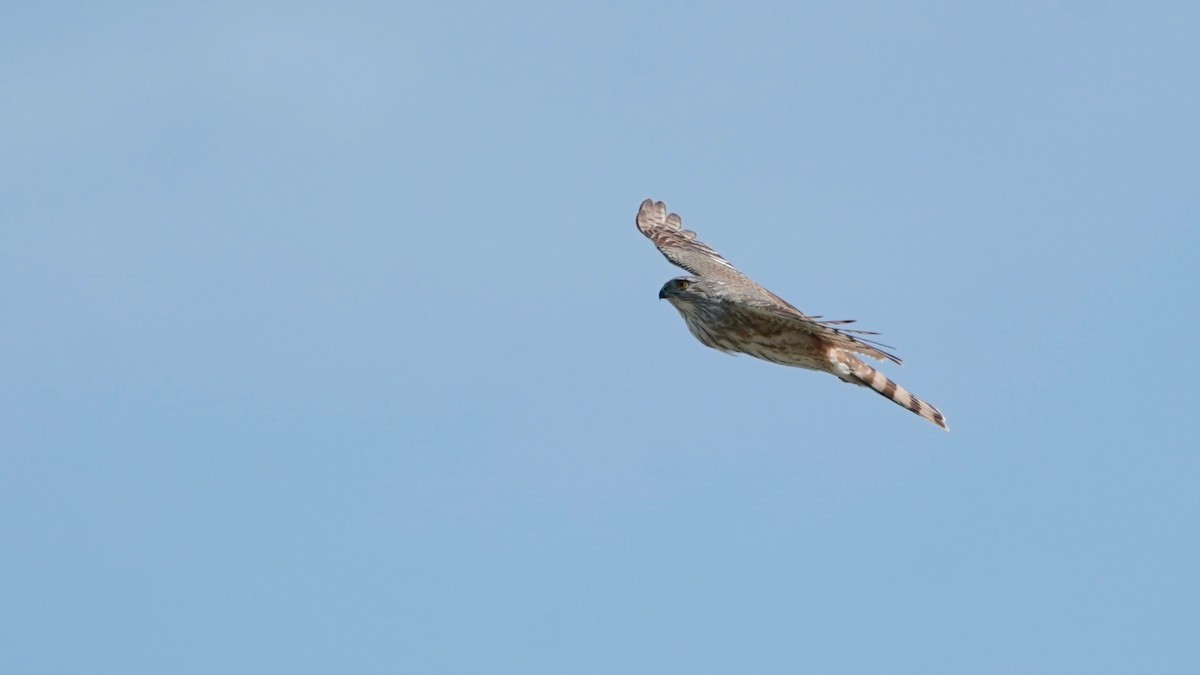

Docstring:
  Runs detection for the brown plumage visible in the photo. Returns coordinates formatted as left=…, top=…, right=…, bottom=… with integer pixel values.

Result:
left=637, top=198, right=948, bottom=430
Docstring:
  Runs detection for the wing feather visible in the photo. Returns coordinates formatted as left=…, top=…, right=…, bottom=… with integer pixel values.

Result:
left=744, top=299, right=903, bottom=364
left=635, top=199, right=748, bottom=282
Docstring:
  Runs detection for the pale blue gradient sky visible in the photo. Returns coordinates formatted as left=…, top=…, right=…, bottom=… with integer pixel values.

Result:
left=3, top=2, right=1198, bottom=673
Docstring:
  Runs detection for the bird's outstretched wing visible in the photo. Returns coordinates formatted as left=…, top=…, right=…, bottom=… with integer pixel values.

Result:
left=742, top=299, right=903, bottom=365
left=636, top=199, right=749, bottom=283
left=637, top=198, right=901, bottom=364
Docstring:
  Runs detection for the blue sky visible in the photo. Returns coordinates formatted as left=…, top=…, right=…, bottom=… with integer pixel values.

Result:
left=3, top=1, right=1198, bottom=672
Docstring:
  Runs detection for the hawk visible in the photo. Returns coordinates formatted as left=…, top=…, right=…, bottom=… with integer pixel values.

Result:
left=637, top=198, right=948, bottom=430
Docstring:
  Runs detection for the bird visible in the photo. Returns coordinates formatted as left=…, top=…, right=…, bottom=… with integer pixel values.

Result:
left=636, top=198, right=948, bottom=430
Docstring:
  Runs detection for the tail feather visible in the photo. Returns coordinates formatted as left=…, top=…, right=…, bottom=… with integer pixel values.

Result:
left=850, top=361, right=948, bottom=431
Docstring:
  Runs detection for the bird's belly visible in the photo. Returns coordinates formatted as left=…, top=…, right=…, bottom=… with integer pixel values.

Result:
left=682, top=311, right=827, bottom=370
left=740, top=338, right=827, bottom=370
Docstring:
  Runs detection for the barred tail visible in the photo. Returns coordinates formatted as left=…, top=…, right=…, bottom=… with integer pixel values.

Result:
left=850, top=361, right=948, bottom=430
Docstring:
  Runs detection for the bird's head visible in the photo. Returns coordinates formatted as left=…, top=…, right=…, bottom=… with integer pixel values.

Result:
left=658, top=276, right=701, bottom=301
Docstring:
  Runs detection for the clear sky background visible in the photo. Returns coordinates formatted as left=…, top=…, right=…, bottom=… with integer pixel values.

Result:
left=3, top=2, right=1198, bottom=673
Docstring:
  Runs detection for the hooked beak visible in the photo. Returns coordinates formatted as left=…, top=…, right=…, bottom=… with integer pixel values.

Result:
left=658, top=287, right=669, bottom=300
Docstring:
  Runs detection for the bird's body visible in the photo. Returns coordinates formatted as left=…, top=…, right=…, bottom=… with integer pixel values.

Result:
left=666, top=282, right=825, bottom=366
left=638, top=199, right=948, bottom=430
